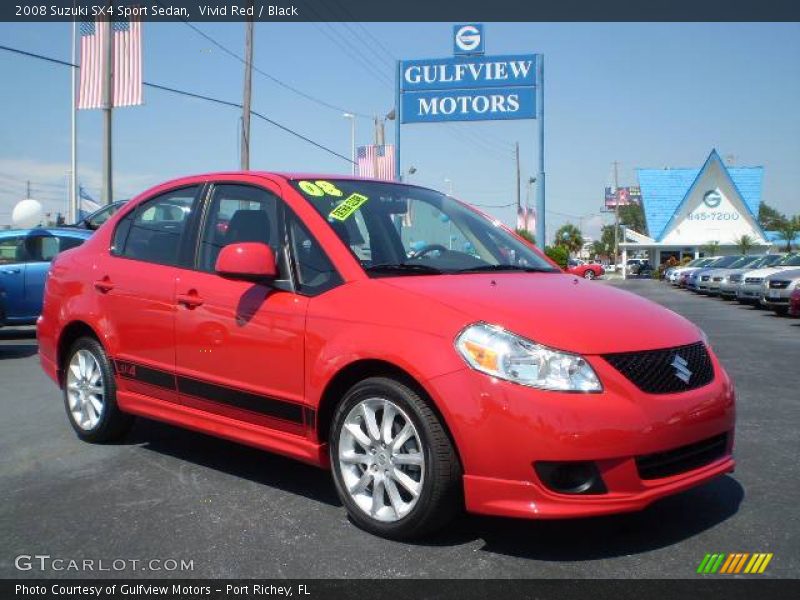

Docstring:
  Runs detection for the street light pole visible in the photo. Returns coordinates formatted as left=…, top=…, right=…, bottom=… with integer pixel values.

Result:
left=343, top=113, right=355, bottom=175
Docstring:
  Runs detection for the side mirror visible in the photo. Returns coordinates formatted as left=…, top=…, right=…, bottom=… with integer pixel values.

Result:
left=215, top=242, right=277, bottom=281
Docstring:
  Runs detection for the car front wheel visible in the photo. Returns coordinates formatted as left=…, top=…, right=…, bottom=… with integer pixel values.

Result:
left=64, top=337, right=134, bottom=443
left=583, top=269, right=596, bottom=279
left=330, top=377, right=462, bottom=539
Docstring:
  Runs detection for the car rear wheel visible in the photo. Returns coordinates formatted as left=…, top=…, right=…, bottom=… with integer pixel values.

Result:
left=64, top=337, right=134, bottom=443
left=583, top=269, right=596, bottom=280
left=330, top=377, right=461, bottom=539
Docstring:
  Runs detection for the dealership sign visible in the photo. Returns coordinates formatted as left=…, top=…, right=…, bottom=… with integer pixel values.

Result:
left=400, top=27, right=538, bottom=123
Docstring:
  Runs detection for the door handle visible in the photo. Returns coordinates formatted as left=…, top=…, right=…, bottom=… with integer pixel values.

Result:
left=1, top=268, right=21, bottom=274
left=177, top=290, right=204, bottom=309
left=93, top=277, right=114, bottom=293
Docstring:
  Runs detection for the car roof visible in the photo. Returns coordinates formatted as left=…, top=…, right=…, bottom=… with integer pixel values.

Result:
left=0, top=227, right=93, bottom=238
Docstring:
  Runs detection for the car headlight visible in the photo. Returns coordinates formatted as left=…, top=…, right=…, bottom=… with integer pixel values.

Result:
left=455, top=323, right=602, bottom=392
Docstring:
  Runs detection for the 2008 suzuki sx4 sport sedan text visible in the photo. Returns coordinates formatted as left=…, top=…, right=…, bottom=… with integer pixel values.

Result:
left=38, top=174, right=735, bottom=539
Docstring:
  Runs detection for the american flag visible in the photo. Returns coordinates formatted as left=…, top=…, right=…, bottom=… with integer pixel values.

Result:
left=516, top=205, right=536, bottom=235
left=78, top=17, right=142, bottom=110
left=357, top=145, right=396, bottom=180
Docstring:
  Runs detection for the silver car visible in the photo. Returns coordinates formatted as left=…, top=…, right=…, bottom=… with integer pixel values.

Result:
left=719, top=254, right=784, bottom=299
left=694, top=255, right=745, bottom=294
left=761, top=268, right=800, bottom=316
left=667, top=258, right=710, bottom=284
left=737, top=253, right=800, bottom=305
left=706, top=255, right=764, bottom=296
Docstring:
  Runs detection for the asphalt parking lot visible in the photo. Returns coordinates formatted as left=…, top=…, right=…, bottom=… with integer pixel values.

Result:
left=1, top=279, right=797, bottom=579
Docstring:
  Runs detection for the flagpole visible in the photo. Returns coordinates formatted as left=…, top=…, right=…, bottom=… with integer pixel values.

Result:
left=70, top=13, right=78, bottom=222
left=101, top=1, right=113, bottom=205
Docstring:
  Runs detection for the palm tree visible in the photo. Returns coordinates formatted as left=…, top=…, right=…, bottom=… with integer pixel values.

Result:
left=734, top=234, right=755, bottom=255
left=777, top=216, right=799, bottom=252
left=702, top=240, right=720, bottom=256
left=555, top=223, right=584, bottom=256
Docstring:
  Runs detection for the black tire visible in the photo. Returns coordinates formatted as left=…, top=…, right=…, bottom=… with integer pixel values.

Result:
left=63, top=337, right=134, bottom=443
left=583, top=269, right=595, bottom=280
left=774, top=306, right=789, bottom=317
left=329, top=377, right=462, bottom=540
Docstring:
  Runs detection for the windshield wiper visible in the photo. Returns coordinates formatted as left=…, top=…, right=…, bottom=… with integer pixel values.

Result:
left=455, top=264, right=558, bottom=273
left=365, top=263, right=445, bottom=275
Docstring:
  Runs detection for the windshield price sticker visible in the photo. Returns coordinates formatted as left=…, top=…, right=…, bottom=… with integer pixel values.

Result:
left=298, top=180, right=343, bottom=197
left=329, top=193, right=369, bottom=221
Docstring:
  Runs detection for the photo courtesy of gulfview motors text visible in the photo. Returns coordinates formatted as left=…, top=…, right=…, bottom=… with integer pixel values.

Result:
left=0, top=1, right=798, bottom=599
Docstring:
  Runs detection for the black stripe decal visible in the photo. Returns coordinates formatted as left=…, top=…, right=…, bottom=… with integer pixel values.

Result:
left=114, top=360, right=307, bottom=425
left=115, top=360, right=176, bottom=390
left=177, top=376, right=304, bottom=424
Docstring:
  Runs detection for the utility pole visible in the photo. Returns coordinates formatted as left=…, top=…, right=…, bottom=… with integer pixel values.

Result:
left=240, top=7, right=254, bottom=171
left=375, top=116, right=386, bottom=146
left=70, top=13, right=78, bottom=222
left=613, top=160, right=620, bottom=262
left=534, top=54, right=546, bottom=247
left=515, top=142, right=521, bottom=215
left=26, top=180, right=31, bottom=198
left=101, top=1, right=113, bottom=205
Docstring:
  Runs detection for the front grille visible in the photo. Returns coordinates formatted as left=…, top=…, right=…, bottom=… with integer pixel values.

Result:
left=730, top=274, right=742, bottom=283
left=713, top=277, right=723, bottom=282
left=770, top=280, right=791, bottom=289
left=603, top=342, right=714, bottom=394
left=636, top=433, right=728, bottom=480
left=745, top=277, right=763, bottom=285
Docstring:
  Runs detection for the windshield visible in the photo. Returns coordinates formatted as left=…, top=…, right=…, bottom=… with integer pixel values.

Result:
left=778, top=253, right=800, bottom=267
left=729, top=255, right=759, bottom=268
left=290, top=179, right=558, bottom=275
left=709, top=255, right=742, bottom=268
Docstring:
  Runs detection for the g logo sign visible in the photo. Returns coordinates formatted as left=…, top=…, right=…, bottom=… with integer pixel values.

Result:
left=454, top=24, right=484, bottom=55
left=703, top=190, right=722, bottom=208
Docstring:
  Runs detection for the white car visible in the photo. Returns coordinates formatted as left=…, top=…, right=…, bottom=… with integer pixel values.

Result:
left=737, top=253, right=800, bottom=304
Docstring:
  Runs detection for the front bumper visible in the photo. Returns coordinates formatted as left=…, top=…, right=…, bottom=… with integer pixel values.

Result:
left=719, top=281, right=739, bottom=297
left=761, top=287, right=793, bottom=308
left=737, top=283, right=762, bottom=302
left=427, top=349, right=736, bottom=519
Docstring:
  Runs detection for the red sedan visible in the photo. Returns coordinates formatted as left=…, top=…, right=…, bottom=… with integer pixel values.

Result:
left=37, top=173, right=735, bottom=539
left=566, top=259, right=605, bottom=280
left=790, top=288, right=800, bottom=317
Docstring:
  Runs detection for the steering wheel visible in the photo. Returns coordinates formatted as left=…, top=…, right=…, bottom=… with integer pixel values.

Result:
left=410, top=244, right=449, bottom=260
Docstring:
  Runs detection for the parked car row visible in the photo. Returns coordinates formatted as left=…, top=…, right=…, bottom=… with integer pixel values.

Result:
left=664, top=253, right=800, bottom=317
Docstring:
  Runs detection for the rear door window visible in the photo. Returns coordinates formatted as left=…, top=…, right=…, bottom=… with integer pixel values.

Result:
left=113, top=187, right=200, bottom=266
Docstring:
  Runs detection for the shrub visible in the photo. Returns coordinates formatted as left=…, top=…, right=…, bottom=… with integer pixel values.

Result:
left=544, top=245, right=569, bottom=268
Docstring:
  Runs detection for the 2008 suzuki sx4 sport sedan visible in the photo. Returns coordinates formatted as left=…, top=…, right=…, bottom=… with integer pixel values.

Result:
left=38, top=173, right=735, bottom=539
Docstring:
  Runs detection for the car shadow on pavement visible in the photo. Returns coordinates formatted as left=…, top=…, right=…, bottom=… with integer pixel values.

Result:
left=428, top=475, right=744, bottom=560
left=124, top=418, right=342, bottom=507
left=0, top=327, right=38, bottom=359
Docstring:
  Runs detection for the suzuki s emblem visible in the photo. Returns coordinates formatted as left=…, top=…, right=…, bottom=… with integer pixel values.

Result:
left=671, top=354, right=692, bottom=384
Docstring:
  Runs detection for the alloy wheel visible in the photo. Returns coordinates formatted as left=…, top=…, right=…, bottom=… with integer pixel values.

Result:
left=66, top=349, right=105, bottom=431
left=337, top=397, right=425, bottom=522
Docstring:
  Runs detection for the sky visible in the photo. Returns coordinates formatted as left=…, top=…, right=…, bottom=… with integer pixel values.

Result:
left=1, top=21, right=799, bottom=241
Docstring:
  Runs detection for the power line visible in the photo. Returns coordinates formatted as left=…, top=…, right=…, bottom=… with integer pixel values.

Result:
left=0, top=44, right=355, bottom=166
left=174, top=18, right=372, bottom=119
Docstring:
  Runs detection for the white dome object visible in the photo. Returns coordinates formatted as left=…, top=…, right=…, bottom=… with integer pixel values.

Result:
left=12, top=199, right=44, bottom=228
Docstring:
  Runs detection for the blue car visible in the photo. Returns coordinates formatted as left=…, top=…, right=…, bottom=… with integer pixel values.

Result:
left=0, top=228, right=93, bottom=327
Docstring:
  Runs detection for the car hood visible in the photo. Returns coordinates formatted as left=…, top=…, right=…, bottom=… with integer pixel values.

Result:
left=766, top=268, right=800, bottom=282
left=379, top=273, right=702, bottom=355
left=743, top=266, right=794, bottom=279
